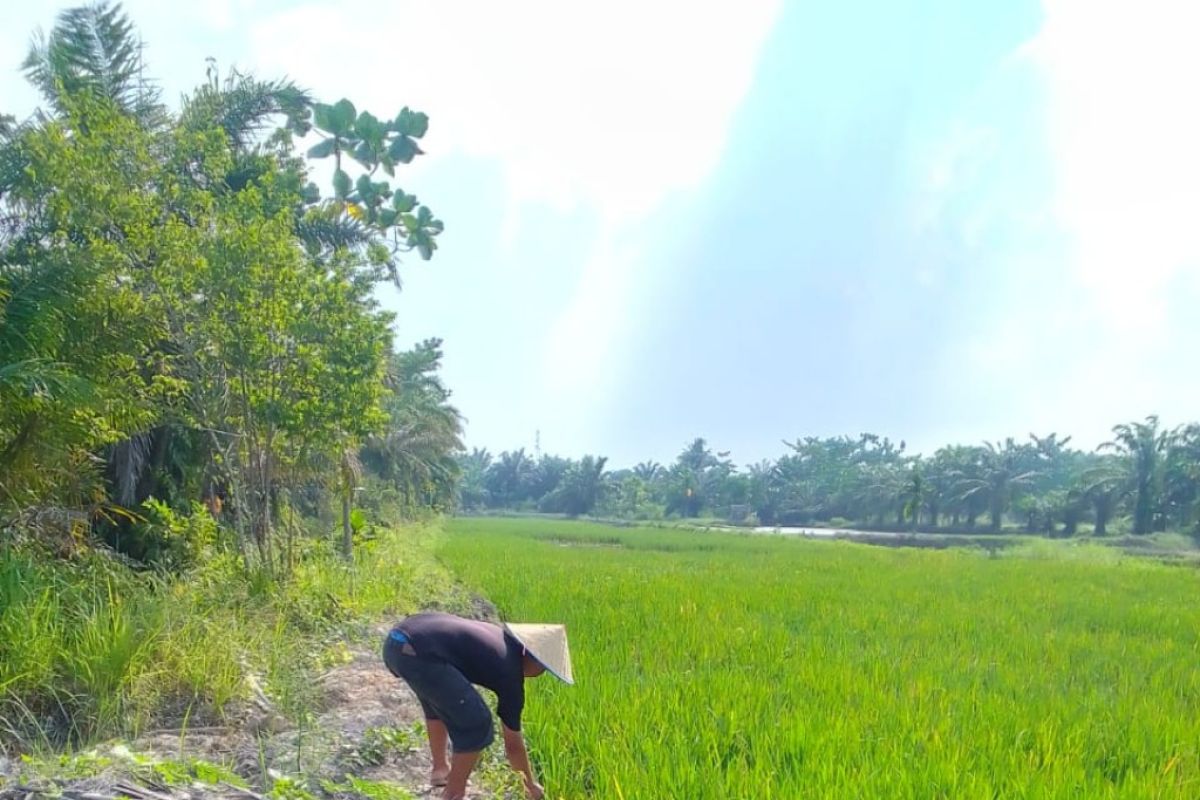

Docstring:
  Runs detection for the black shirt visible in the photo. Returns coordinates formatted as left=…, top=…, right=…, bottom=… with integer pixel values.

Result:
left=396, top=612, right=526, bottom=730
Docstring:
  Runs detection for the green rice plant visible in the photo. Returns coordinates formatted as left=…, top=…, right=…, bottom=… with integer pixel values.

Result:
left=442, top=517, right=1200, bottom=799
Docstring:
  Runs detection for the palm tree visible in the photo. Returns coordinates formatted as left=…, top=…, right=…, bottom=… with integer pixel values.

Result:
left=897, top=463, right=927, bottom=531
left=22, top=3, right=162, bottom=122
left=954, top=440, right=1038, bottom=533
left=1103, top=416, right=1170, bottom=534
left=1163, top=424, right=1200, bottom=533
left=486, top=449, right=534, bottom=507
left=455, top=448, right=492, bottom=510
left=360, top=341, right=464, bottom=510
left=1078, top=459, right=1131, bottom=537
left=543, top=456, right=608, bottom=517
left=180, top=64, right=311, bottom=152
left=633, top=461, right=663, bottom=482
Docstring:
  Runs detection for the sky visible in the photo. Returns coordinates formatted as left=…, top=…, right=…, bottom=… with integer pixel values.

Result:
left=4, top=1, right=1199, bottom=468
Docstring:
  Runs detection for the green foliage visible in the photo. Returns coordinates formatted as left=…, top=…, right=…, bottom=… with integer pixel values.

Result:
left=0, top=524, right=451, bottom=749
left=130, top=500, right=222, bottom=570
left=358, top=339, right=464, bottom=515
left=475, top=422, right=1200, bottom=539
left=270, top=775, right=319, bottom=800
left=539, top=455, right=607, bottom=517
left=348, top=723, right=424, bottom=768
left=307, top=97, right=443, bottom=262
left=443, top=517, right=1200, bottom=798
left=324, top=776, right=414, bottom=800
left=22, top=3, right=161, bottom=121
left=1103, top=416, right=1170, bottom=535
left=1, top=4, right=452, bottom=573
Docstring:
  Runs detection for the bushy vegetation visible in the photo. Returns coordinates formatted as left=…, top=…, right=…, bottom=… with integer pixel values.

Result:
left=0, top=518, right=450, bottom=752
left=0, top=3, right=460, bottom=574
left=443, top=517, right=1200, bottom=798
left=0, top=3, right=463, bottom=753
left=461, top=421, right=1200, bottom=537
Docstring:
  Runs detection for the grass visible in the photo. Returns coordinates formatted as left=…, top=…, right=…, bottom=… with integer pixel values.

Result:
left=441, top=517, right=1200, bottom=799
left=0, top=523, right=453, bottom=752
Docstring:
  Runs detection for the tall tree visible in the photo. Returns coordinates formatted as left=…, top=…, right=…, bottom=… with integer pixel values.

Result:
left=486, top=449, right=534, bottom=508
left=1163, top=424, right=1200, bottom=533
left=360, top=339, right=464, bottom=511
left=1104, top=416, right=1170, bottom=535
left=954, top=440, right=1038, bottom=533
left=22, top=2, right=162, bottom=122
left=2, top=4, right=445, bottom=567
left=455, top=448, right=492, bottom=510
left=1078, top=458, right=1131, bottom=537
left=542, top=455, right=608, bottom=517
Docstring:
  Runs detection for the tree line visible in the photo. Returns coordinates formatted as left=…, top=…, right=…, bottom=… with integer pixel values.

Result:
left=0, top=4, right=462, bottom=571
left=459, top=417, right=1200, bottom=537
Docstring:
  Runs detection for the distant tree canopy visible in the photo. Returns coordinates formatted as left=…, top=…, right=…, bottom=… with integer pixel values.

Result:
left=0, top=3, right=456, bottom=570
left=461, top=419, right=1200, bottom=537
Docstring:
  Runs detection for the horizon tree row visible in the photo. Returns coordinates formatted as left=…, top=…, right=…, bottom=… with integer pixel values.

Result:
left=457, top=416, right=1200, bottom=537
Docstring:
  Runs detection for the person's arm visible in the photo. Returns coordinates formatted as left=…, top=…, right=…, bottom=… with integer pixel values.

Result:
left=501, top=724, right=543, bottom=799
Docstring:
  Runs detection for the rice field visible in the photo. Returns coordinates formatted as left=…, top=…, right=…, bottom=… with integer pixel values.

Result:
left=440, top=518, right=1200, bottom=799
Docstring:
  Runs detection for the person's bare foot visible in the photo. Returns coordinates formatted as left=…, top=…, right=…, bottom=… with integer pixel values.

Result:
left=430, top=767, right=450, bottom=787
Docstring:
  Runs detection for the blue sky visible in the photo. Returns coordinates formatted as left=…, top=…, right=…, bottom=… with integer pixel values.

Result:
left=5, top=1, right=1200, bottom=468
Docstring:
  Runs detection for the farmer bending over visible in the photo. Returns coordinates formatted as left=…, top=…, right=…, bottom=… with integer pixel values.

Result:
left=382, top=611, right=573, bottom=800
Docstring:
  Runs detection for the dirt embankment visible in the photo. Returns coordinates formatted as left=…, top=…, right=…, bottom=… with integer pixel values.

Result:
left=3, top=597, right=512, bottom=800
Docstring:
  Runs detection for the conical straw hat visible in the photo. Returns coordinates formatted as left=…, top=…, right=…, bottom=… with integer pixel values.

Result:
left=504, top=623, right=574, bottom=685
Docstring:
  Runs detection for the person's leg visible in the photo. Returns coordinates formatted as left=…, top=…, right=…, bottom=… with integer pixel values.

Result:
left=425, top=674, right=493, bottom=798
left=426, top=718, right=450, bottom=786
left=383, top=642, right=492, bottom=796
left=443, top=749, right=482, bottom=800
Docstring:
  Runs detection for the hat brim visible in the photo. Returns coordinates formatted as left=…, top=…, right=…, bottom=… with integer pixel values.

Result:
left=504, top=623, right=575, bottom=685
left=526, top=651, right=573, bottom=685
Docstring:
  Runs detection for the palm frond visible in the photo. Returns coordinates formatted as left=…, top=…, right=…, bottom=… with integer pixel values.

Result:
left=296, top=210, right=374, bottom=253
left=22, top=3, right=160, bottom=120
left=107, top=430, right=151, bottom=506
left=181, top=68, right=311, bottom=152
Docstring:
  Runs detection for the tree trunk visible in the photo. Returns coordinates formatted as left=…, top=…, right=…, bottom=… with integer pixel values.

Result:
left=341, top=485, right=353, bottom=560
left=256, top=442, right=275, bottom=574
left=1094, top=501, right=1109, bottom=537
left=1134, top=483, right=1152, bottom=535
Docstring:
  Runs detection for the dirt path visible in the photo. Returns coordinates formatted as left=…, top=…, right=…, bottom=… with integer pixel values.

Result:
left=135, top=624, right=500, bottom=799
left=2, top=624, right=509, bottom=800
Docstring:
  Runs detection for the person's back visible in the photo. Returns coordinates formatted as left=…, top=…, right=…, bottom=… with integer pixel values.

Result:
left=382, top=611, right=573, bottom=800
left=390, top=612, right=525, bottom=731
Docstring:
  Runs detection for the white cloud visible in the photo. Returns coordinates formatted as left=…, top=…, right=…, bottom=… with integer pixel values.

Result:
left=911, top=0, right=1200, bottom=450
left=0, top=1, right=780, bottom=456
left=250, top=0, right=781, bottom=413
left=1022, top=0, right=1200, bottom=343
left=251, top=1, right=780, bottom=223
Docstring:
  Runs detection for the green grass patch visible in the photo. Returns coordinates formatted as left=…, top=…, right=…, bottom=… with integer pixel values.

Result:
left=441, top=517, right=1200, bottom=798
left=0, top=524, right=451, bottom=752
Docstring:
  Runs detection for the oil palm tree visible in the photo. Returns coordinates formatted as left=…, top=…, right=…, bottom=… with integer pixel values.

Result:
left=1103, top=416, right=1170, bottom=534
left=22, top=2, right=161, bottom=123
left=954, top=440, right=1038, bottom=533
left=1078, top=458, right=1131, bottom=537
left=542, top=456, right=608, bottom=517
left=360, top=341, right=464, bottom=510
